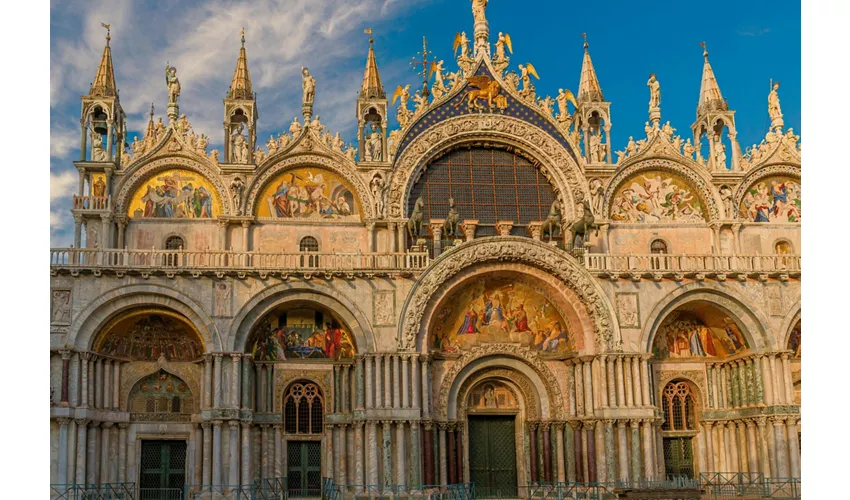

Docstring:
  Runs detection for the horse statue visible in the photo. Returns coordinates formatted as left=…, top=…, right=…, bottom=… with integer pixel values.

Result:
left=540, top=200, right=561, bottom=242
left=568, top=199, right=598, bottom=248
left=407, top=197, right=426, bottom=241
left=443, top=197, right=460, bottom=239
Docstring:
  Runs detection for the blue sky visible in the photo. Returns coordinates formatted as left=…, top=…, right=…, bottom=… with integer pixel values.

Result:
left=49, top=0, right=800, bottom=246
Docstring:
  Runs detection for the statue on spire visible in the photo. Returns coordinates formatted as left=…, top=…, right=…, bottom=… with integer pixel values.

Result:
left=768, top=81, right=784, bottom=131
left=301, top=67, right=316, bottom=120
left=471, top=0, right=488, bottom=25
left=165, top=63, right=181, bottom=104
left=647, top=73, right=661, bottom=125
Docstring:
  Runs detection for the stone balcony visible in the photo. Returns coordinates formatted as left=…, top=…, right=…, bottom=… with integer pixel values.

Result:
left=583, top=253, right=801, bottom=281
left=72, top=195, right=111, bottom=212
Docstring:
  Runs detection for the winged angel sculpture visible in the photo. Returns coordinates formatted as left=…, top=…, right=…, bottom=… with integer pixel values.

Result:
left=453, top=74, right=508, bottom=113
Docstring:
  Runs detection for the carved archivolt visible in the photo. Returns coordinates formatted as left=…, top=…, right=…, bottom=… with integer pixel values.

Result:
left=398, top=237, right=620, bottom=353
left=114, top=155, right=232, bottom=216
left=600, top=157, right=721, bottom=222
left=244, top=151, right=375, bottom=220
left=436, top=343, right=564, bottom=420
left=387, top=114, right=587, bottom=220
left=457, top=367, right=536, bottom=419
left=733, top=164, right=801, bottom=212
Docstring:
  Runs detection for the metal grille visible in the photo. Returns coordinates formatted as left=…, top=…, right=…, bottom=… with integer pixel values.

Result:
left=651, top=239, right=668, bottom=254
left=288, top=441, right=322, bottom=497
left=663, top=437, right=694, bottom=479
left=139, top=440, right=186, bottom=500
left=299, top=237, right=319, bottom=252
left=165, top=236, right=184, bottom=250
left=662, top=381, right=696, bottom=431
left=468, top=415, right=518, bottom=498
left=408, top=148, right=556, bottom=231
left=284, top=382, right=324, bottom=435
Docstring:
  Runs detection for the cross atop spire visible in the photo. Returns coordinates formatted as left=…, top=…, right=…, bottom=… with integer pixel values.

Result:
left=360, top=29, right=385, bottom=99
left=577, top=33, right=604, bottom=104
left=697, top=42, right=727, bottom=116
left=228, top=28, right=253, bottom=100
left=89, top=23, right=118, bottom=97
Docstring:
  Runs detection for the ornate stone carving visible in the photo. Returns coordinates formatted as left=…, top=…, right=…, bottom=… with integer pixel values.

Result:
left=456, top=367, right=538, bottom=419
left=399, top=237, right=618, bottom=352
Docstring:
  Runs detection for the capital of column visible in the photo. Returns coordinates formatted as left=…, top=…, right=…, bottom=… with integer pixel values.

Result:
left=74, top=418, right=90, bottom=427
left=366, top=222, right=376, bottom=231
left=423, top=420, right=433, bottom=431
left=583, top=420, right=596, bottom=431
left=212, top=353, right=224, bottom=359
left=56, top=417, right=72, bottom=426
left=354, top=421, right=365, bottom=430
left=100, top=213, right=113, bottom=222
left=241, top=220, right=253, bottom=228
left=629, top=420, right=641, bottom=430
left=410, top=421, right=420, bottom=430
left=115, top=215, right=129, bottom=229
left=118, top=423, right=130, bottom=429
left=241, top=421, right=252, bottom=430
left=756, top=416, right=768, bottom=429
left=212, top=420, right=223, bottom=427
left=60, top=350, right=72, bottom=360
left=231, top=353, right=242, bottom=359
left=217, top=219, right=229, bottom=228
left=229, top=421, right=240, bottom=429
left=437, top=422, right=449, bottom=431
left=88, top=420, right=100, bottom=429
left=772, top=416, right=788, bottom=426
left=79, top=352, right=92, bottom=361
left=601, top=419, right=615, bottom=427
left=101, top=422, right=115, bottom=429
left=567, top=420, right=582, bottom=431
left=526, top=421, right=538, bottom=431
left=780, top=352, right=791, bottom=361
left=381, top=420, right=393, bottom=430
left=538, top=421, right=551, bottom=431
left=616, top=420, right=627, bottom=429
left=201, top=422, right=211, bottom=429
left=273, top=423, right=283, bottom=430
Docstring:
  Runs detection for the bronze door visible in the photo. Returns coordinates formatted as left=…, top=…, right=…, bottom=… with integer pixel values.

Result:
left=468, top=415, right=517, bottom=498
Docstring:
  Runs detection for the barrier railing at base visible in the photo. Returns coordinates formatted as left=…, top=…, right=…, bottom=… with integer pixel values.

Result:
left=184, top=484, right=254, bottom=500
left=321, top=479, right=475, bottom=500
left=51, top=483, right=136, bottom=500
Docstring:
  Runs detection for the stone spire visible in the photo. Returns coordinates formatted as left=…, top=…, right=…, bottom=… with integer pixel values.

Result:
left=577, top=34, right=604, bottom=104
left=228, top=28, right=253, bottom=100
left=360, top=31, right=385, bottom=99
left=89, top=25, right=117, bottom=97
left=697, top=42, right=727, bottom=116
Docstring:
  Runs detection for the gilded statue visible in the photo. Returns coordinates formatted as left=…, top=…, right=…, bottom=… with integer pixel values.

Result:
left=455, top=74, right=507, bottom=112
left=494, top=32, right=513, bottom=61
left=556, top=88, right=578, bottom=122
left=647, top=73, right=660, bottom=111
left=413, top=90, right=429, bottom=115
left=540, top=201, right=561, bottom=243
left=538, top=96, right=554, bottom=117
left=429, top=60, right=447, bottom=97
left=453, top=32, right=470, bottom=60
left=518, top=63, right=539, bottom=97
left=768, top=82, right=783, bottom=124
left=392, top=84, right=412, bottom=128
left=301, top=67, right=316, bottom=105
left=471, top=0, right=488, bottom=25
left=165, top=63, right=181, bottom=104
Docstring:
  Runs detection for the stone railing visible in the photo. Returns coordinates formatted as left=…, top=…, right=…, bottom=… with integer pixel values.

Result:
left=50, top=247, right=430, bottom=274
left=583, top=253, right=801, bottom=278
left=72, top=195, right=111, bottom=211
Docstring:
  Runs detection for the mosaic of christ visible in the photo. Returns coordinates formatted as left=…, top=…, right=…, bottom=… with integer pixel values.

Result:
left=430, top=276, right=572, bottom=353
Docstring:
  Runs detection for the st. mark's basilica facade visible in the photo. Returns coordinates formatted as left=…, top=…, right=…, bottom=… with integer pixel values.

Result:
left=49, top=2, right=801, bottom=498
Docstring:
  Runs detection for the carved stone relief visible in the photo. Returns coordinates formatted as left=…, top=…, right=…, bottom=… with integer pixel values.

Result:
left=615, top=292, right=640, bottom=329
left=51, top=289, right=72, bottom=325
left=214, top=281, right=233, bottom=318
left=372, top=290, right=395, bottom=327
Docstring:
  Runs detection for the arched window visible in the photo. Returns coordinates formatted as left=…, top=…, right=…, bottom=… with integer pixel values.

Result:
left=165, top=236, right=185, bottom=250
left=651, top=239, right=668, bottom=254
left=299, top=237, right=320, bottom=268
left=660, top=380, right=697, bottom=478
left=284, top=382, right=324, bottom=435
left=775, top=240, right=793, bottom=255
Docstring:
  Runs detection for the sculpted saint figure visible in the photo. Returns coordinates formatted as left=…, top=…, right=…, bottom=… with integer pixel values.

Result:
left=154, top=117, right=166, bottom=140
left=310, top=114, right=323, bottom=131
left=332, top=132, right=345, bottom=153
left=230, top=177, right=245, bottom=215
left=494, top=32, right=510, bottom=60
left=371, top=174, right=386, bottom=217
left=647, top=73, right=660, bottom=111
left=90, top=129, right=108, bottom=162
left=768, top=82, right=783, bottom=122
left=165, top=64, right=181, bottom=104
left=290, top=117, right=302, bottom=136
left=714, top=142, right=727, bottom=169
left=471, top=0, right=488, bottom=25
left=683, top=139, right=695, bottom=159
left=230, top=125, right=246, bottom=163
left=368, top=124, right=383, bottom=161
left=458, top=32, right=470, bottom=59
left=301, top=68, right=316, bottom=105
left=267, top=135, right=278, bottom=154
left=719, top=185, right=734, bottom=218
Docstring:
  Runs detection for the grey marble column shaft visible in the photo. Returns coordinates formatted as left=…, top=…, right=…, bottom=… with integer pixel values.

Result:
left=229, top=422, right=240, bottom=486
left=212, top=421, right=223, bottom=485
left=375, top=355, right=383, bottom=408
left=641, top=421, right=654, bottom=479
left=356, top=357, right=365, bottom=410
left=202, top=423, right=212, bottom=485
left=99, top=424, right=111, bottom=483
left=411, top=356, right=421, bottom=410
left=617, top=422, right=629, bottom=481
left=615, top=357, right=626, bottom=407
left=410, top=422, right=421, bottom=485
left=382, top=421, right=393, bottom=487
left=746, top=421, right=759, bottom=473
left=367, top=422, right=379, bottom=486
left=109, top=425, right=119, bottom=482
left=421, top=357, right=431, bottom=418
left=80, top=355, right=89, bottom=408
left=623, top=358, right=634, bottom=407
left=86, top=422, right=98, bottom=484
left=213, top=355, right=223, bottom=408
left=631, top=357, right=643, bottom=406
left=438, top=425, right=448, bottom=486
left=75, top=421, right=87, bottom=484
left=760, top=356, right=774, bottom=405
left=231, top=355, right=241, bottom=409
left=773, top=420, right=790, bottom=477
left=606, top=358, right=617, bottom=408
left=57, top=419, right=70, bottom=485
left=401, top=356, right=410, bottom=408
left=274, top=425, right=283, bottom=478
left=787, top=419, right=800, bottom=477
left=355, top=423, right=365, bottom=487
left=94, top=359, right=103, bottom=409
left=365, top=355, right=374, bottom=409
left=193, top=425, right=203, bottom=486
left=241, top=424, right=252, bottom=484
left=564, top=423, right=576, bottom=482
left=391, top=356, right=399, bottom=409
left=242, top=355, right=253, bottom=409
left=640, top=358, right=652, bottom=407
left=395, top=422, right=406, bottom=485
left=103, top=361, right=111, bottom=409
left=604, top=421, right=615, bottom=482
left=629, top=422, right=641, bottom=481
left=203, top=355, right=213, bottom=409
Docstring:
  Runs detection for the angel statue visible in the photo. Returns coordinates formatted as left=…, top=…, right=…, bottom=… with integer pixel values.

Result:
left=165, top=63, right=181, bottom=104
left=429, top=60, right=447, bottom=98
left=392, top=84, right=412, bottom=128
left=413, top=90, right=429, bottom=115
left=471, top=0, right=488, bottom=25
left=556, top=88, right=578, bottom=122
left=301, top=67, right=316, bottom=106
left=518, top=63, right=539, bottom=97
left=494, top=32, right=513, bottom=61
left=453, top=31, right=470, bottom=59
left=647, top=73, right=660, bottom=112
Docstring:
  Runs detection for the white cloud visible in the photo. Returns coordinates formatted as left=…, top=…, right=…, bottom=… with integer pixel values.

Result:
left=50, top=170, right=77, bottom=203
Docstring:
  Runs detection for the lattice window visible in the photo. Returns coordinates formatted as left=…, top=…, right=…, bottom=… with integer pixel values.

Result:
left=408, top=147, right=557, bottom=234
left=661, top=381, right=696, bottom=431
left=651, top=239, right=668, bottom=254
left=165, top=236, right=185, bottom=250
left=299, top=237, right=319, bottom=252
left=283, top=381, right=324, bottom=435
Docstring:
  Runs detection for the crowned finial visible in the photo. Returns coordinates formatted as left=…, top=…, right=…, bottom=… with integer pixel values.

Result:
left=241, top=27, right=245, bottom=47
left=101, top=22, right=110, bottom=45
left=582, top=32, right=588, bottom=50
left=365, top=28, right=373, bottom=45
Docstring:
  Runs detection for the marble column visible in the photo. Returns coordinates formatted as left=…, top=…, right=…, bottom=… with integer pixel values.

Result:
left=439, top=423, right=448, bottom=486
left=231, top=354, right=241, bottom=409
left=194, top=425, right=204, bottom=486
left=410, top=421, right=422, bottom=485
left=242, top=355, right=253, bottom=410
left=202, top=422, right=212, bottom=485
left=375, top=355, right=383, bottom=409
left=401, top=356, right=410, bottom=408
left=752, top=357, right=764, bottom=405
left=365, top=355, right=374, bottom=409
left=726, top=422, right=738, bottom=472
left=745, top=420, right=759, bottom=473
left=585, top=422, right=597, bottom=482
left=241, top=423, right=252, bottom=484
left=94, top=358, right=103, bottom=409
left=421, top=356, right=431, bottom=418
left=384, top=356, right=392, bottom=410
left=567, top=365, right=577, bottom=416
left=606, top=358, right=617, bottom=408
left=787, top=418, right=801, bottom=477
left=333, top=365, right=341, bottom=413
left=423, top=422, right=435, bottom=485
left=391, top=356, right=400, bottom=409
left=720, top=365, right=729, bottom=408
left=382, top=421, right=393, bottom=487
left=356, top=356, right=366, bottom=410
left=556, top=422, right=566, bottom=482
left=341, top=365, right=350, bottom=413
left=757, top=418, right=770, bottom=476
left=260, top=425, right=270, bottom=479
left=108, top=425, right=118, bottom=482
left=332, top=425, right=341, bottom=484
left=112, top=361, right=120, bottom=410
left=702, top=422, right=715, bottom=472
left=624, top=358, right=634, bottom=407
left=773, top=418, right=790, bottom=477
left=769, top=355, right=782, bottom=404
left=252, top=428, right=261, bottom=482
left=583, top=362, right=594, bottom=413
left=86, top=421, right=98, bottom=484
left=595, top=358, right=608, bottom=408
left=760, top=356, right=774, bottom=405
left=75, top=420, right=88, bottom=484
left=737, top=422, right=748, bottom=473
left=641, top=420, right=654, bottom=479
left=102, top=361, right=112, bottom=410
left=212, top=421, right=223, bottom=485
left=782, top=354, right=794, bottom=404
left=368, top=422, right=379, bottom=486
left=203, top=355, right=213, bottom=409
left=617, top=421, right=629, bottom=481
left=396, top=422, right=406, bottom=485
left=640, top=358, right=652, bottom=407
left=99, top=423, right=112, bottom=484
left=528, top=423, right=538, bottom=481
left=696, top=425, right=707, bottom=474
left=57, top=418, right=70, bottom=485
left=80, top=354, right=90, bottom=409
left=228, top=421, right=240, bottom=486
left=455, top=423, right=464, bottom=483
left=629, top=421, right=641, bottom=481
left=340, top=425, right=349, bottom=486
left=213, top=354, right=223, bottom=409
left=274, top=424, right=283, bottom=479
left=448, top=424, right=457, bottom=484
left=603, top=421, right=615, bottom=482
left=59, top=351, right=71, bottom=405
left=257, top=365, right=266, bottom=413
left=631, top=357, right=643, bottom=407
left=615, top=358, right=626, bottom=407
left=564, top=423, right=576, bottom=482
left=354, top=422, right=365, bottom=487
left=542, top=423, right=552, bottom=481
left=118, top=423, right=128, bottom=483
